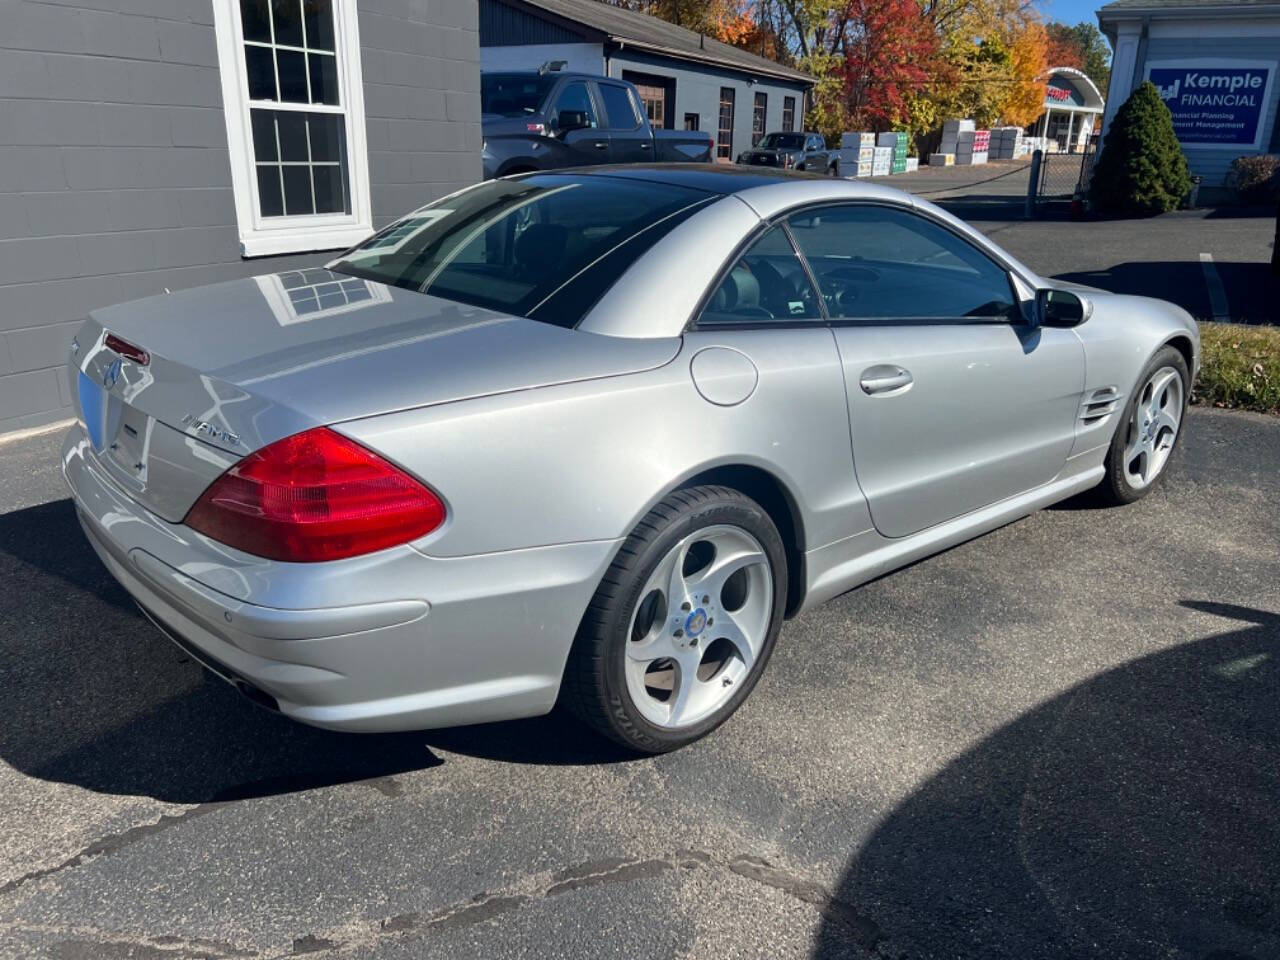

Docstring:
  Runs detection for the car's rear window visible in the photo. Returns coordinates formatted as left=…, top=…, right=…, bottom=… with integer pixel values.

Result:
left=759, top=133, right=804, bottom=150
left=329, top=175, right=714, bottom=328
left=481, top=74, right=556, bottom=117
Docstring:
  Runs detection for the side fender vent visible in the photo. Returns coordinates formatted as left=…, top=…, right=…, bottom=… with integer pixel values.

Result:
left=1079, top=386, right=1121, bottom=425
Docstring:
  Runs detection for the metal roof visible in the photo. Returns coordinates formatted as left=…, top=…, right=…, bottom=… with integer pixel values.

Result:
left=1099, top=0, right=1280, bottom=15
left=497, top=0, right=813, bottom=86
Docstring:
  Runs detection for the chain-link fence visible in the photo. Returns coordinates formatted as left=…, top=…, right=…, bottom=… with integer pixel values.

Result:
left=1034, top=143, right=1099, bottom=203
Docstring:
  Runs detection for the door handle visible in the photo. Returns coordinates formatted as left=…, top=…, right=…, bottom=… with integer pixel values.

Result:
left=640, top=142, right=652, bottom=149
left=859, top=365, right=913, bottom=395
left=594, top=141, right=608, bottom=149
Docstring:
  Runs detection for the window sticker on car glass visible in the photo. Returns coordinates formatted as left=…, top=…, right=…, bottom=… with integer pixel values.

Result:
left=789, top=301, right=806, bottom=315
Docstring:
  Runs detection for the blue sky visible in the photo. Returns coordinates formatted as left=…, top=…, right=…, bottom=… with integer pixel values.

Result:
left=1035, top=0, right=1104, bottom=27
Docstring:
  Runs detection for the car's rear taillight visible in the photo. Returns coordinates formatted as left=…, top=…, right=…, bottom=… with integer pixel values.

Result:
left=184, top=427, right=445, bottom=562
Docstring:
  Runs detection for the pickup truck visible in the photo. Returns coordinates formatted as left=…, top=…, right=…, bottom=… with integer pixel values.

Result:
left=737, top=132, right=838, bottom=175
left=481, top=70, right=715, bottom=178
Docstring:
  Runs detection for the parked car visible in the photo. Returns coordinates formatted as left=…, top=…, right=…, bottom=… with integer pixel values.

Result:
left=64, top=166, right=1199, bottom=753
left=738, top=131, right=836, bottom=174
left=480, top=68, right=713, bottom=178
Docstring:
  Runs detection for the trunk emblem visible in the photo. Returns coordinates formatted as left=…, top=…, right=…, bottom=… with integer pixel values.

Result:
left=103, top=357, right=123, bottom=390
left=181, top=414, right=241, bottom=448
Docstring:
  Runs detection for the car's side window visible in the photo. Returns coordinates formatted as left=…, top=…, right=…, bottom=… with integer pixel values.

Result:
left=785, top=205, right=1018, bottom=323
left=698, top=226, right=822, bottom=325
left=550, top=81, right=598, bottom=129
left=597, top=82, right=641, bottom=130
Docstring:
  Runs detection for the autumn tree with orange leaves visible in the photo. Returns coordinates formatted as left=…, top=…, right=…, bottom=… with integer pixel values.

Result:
left=606, top=0, right=1074, bottom=146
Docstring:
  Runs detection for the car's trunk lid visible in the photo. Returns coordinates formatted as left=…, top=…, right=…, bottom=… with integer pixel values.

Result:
left=73, top=269, right=680, bottom=521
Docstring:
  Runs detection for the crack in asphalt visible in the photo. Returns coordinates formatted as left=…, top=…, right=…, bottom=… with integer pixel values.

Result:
left=0, top=803, right=227, bottom=897
left=0, top=780, right=409, bottom=899
left=278, top=849, right=880, bottom=956
left=5, top=842, right=881, bottom=956
left=0, top=923, right=256, bottom=959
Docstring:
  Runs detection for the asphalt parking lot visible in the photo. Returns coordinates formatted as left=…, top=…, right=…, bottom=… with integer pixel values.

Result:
left=892, top=160, right=1278, bottom=324
left=2, top=403, right=1278, bottom=959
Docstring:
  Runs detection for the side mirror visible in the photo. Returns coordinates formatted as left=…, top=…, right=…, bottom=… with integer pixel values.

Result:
left=555, top=109, right=590, bottom=135
left=1034, top=288, right=1092, bottom=328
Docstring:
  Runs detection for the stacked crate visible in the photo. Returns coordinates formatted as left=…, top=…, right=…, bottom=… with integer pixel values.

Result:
left=877, top=131, right=909, bottom=174
left=955, top=129, right=990, bottom=165
left=870, top=145, right=892, bottom=176
left=840, top=131, right=876, bottom=150
left=988, top=126, right=1024, bottom=159
left=838, top=131, right=876, bottom=178
left=938, top=118, right=975, bottom=157
left=904, top=157, right=919, bottom=173
left=929, top=153, right=955, bottom=166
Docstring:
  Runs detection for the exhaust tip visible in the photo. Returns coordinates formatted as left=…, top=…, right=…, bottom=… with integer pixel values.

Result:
left=232, top=678, right=281, bottom=713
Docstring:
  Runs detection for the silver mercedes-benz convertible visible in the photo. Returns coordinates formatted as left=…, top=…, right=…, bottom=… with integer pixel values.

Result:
left=63, top=166, right=1199, bottom=752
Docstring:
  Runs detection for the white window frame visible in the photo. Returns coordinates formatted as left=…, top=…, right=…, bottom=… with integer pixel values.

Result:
left=212, top=0, right=373, bottom=258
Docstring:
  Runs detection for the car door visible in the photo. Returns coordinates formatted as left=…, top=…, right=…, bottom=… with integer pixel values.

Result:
left=546, top=79, right=607, bottom=166
left=687, top=225, right=858, bottom=549
left=804, top=135, right=828, bottom=171
left=596, top=81, right=653, bottom=163
left=784, top=202, right=1085, bottom=539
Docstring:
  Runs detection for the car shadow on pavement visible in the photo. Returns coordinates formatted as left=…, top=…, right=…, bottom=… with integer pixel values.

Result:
left=0, top=499, right=630, bottom=805
left=811, top=601, right=1280, bottom=960
left=1055, top=261, right=1277, bottom=325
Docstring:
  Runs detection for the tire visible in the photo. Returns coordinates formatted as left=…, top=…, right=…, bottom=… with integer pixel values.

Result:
left=564, top=486, right=787, bottom=753
left=1096, top=345, right=1189, bottom=505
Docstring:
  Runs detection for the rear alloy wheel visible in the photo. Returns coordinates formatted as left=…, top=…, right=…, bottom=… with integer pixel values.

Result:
left=1097, top=345, right=1189, bottom=504
left=565, top=486, right=786, bottom=753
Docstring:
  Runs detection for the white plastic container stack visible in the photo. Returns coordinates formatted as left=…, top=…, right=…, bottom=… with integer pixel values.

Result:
left=870, top=146, right=892, bottom=176
left=905, top=157, right=919, bottom=173
left=832, top=149, right=873, bottom=174
left=1022, top=136, right=1050, bottom=155
left=840, top=131, right=876, bottom=150
left=878, top=131, right=909, bottom=173
left=837, top=132, right=875, bottom=172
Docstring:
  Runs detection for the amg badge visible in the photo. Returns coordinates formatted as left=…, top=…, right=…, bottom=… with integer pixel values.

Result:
left=181, top=414, right=241, bottom=448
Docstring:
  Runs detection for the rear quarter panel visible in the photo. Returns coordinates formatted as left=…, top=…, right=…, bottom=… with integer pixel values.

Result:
left=336, top=329, right=867, bottom=560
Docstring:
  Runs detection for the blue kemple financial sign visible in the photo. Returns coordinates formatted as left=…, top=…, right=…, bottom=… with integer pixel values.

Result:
left=1146, top=60, right=1275, bottom=149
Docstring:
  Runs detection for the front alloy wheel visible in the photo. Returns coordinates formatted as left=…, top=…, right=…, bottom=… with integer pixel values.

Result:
left=1098, top=345, right=1189, bottom=504
left=1122, top=365, right=1183, bottom=490
left=565, top=486, right=787, bottom=753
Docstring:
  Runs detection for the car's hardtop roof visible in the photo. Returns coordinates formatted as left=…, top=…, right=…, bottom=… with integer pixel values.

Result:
left=517, top=163, right=842, bottom=195
left=482, top=70, right=608, bottom=83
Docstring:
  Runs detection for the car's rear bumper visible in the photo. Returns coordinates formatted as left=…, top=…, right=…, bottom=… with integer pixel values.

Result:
left=62, top=424, right=619, bottom=732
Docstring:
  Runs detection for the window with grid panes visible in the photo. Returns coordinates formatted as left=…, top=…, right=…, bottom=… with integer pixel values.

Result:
left=240, top=0, right=348, bottom=217
left=212, top=1, right=372, bottom=255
